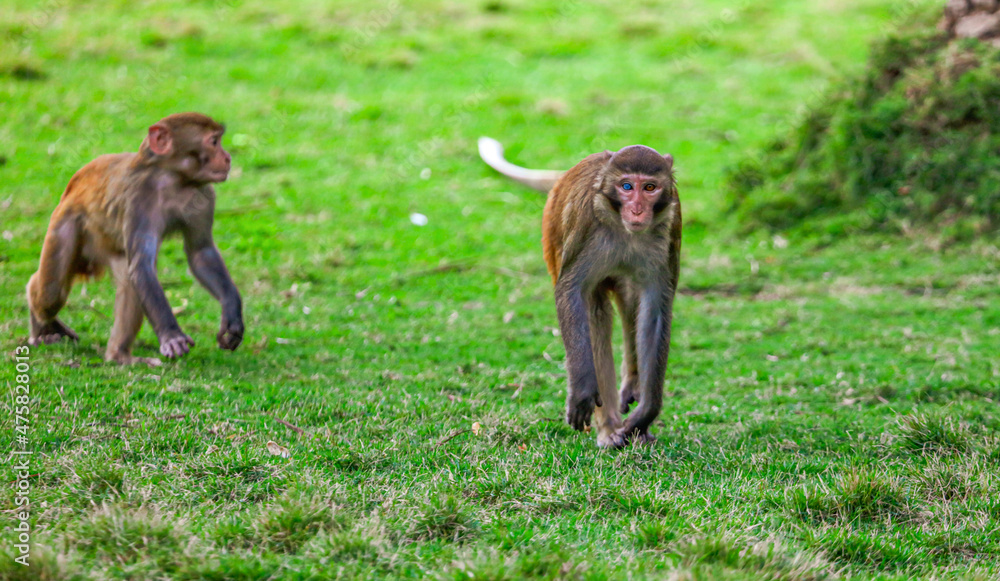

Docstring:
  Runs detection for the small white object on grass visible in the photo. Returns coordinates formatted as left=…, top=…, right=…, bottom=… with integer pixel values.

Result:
left=410, top=212, right=428, bottom=226
left=420, top=168, right=432, bottom=180
left=266, top=441, right=291, bottom=459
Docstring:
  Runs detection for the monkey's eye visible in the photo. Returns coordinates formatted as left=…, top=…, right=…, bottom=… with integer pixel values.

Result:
left=622, top=182, right=633, bottom=191
left=644, top=183, right=656, bottom=192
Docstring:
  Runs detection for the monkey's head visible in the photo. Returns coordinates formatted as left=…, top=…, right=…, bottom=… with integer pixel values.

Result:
left=142, top=113, right=232, bottom=184
left=599, top=145, right=675, bottom=234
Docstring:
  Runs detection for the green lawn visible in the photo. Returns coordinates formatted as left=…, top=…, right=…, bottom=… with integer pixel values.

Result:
left=2, top=0, right=1000, bottom=579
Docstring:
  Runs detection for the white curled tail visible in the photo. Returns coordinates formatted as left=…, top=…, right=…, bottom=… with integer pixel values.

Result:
left=478, top=137, right=564, bottom=193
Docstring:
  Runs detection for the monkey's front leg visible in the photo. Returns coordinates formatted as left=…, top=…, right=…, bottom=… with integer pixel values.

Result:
left=187, top=243, right=244, bottom=351
left=128, top=234, right=194, bottom=359
left=618, top=287, right=673, bottom=444
left=555, top=279, right=603, bottom=431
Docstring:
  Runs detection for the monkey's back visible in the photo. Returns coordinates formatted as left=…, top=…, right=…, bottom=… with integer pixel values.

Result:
left=542, top=152, right=608, bottom=285
left=59, top=153, right=135, bottom=207
left=51, top=153, right=141, bottom=274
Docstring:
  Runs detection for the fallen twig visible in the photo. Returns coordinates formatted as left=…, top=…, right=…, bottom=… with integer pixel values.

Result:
left=271, top=415, right=304, bottom=435
left=216, top=203, right=269, bottom=215
left=83, top=304, right=110, bottom=319
left=395, top=261, right=474, bottom=284
left=434, top=428, right=470, bottom=448
left=487, top=266, right=533, bottom=280
left=84, top=420, right=132, bottom=428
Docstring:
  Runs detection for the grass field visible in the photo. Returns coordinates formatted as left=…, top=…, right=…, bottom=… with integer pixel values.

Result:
left=3, top=0, right=1000, bottom=579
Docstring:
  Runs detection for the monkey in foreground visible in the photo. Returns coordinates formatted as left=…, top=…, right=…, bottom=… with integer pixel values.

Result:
left=27, top=112, right=243, bottom=366
left=480, top=138, right=680, bottom=448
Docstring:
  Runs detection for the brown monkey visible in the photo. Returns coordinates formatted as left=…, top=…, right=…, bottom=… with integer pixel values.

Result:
left=480, top=138, right=680, bottom=448
left=27, top=112, right=243, bottom=365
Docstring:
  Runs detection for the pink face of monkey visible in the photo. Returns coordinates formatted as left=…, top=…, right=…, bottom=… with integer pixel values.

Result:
left=192, top=129, right=231, bottom=183
left=146, top=117, right=232, bottom=184
left=613, top=174, right=667, bottom=233
left=602, top=146, right=675, bottom=234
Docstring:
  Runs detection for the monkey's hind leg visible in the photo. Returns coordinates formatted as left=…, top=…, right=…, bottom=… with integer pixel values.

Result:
left=590, top=288, right=625, bottom=449
left=613, top=282, right=640, bottom=415
left=616, top=289, right=672, bottom=446
left=105, top=259, right=161, bottom=367
left=27, top=217, right=82, bottom=345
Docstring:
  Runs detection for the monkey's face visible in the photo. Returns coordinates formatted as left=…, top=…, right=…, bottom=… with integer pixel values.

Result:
left=612, top=174, right=666, bottom=233
left=191, top=130, right=231, bottom=183
left=172, top=130, right=231, bottom=184
left=146, top=116, right=232, bottom=185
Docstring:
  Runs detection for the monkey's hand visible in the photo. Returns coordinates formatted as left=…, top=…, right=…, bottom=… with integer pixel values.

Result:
left=566, top=389, right=603, bottom=431
left=619, top=376, right=639, bottom=415
left=217, top=318, right=244, bottom=351
left=159, top=330, right=195, bottom=358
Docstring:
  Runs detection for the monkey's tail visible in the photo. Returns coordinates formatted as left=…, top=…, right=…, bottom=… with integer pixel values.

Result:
left=478, top=137, right=564, bottom=193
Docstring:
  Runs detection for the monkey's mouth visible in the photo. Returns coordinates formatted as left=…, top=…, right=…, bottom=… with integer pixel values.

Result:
left=623, top=219, right=649, bottom=233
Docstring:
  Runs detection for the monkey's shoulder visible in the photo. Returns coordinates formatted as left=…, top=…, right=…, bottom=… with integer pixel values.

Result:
left=548, top=172, right=604, bottom=230
left=576, top=150, right=613, bottom=169
left=60, top=153, right=136, bottom=203
left=84, top=152, right=135, bottom=170
left=563, top=153, right=611, bottom=189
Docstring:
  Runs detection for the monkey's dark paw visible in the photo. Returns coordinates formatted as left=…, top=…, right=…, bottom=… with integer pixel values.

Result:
left=619, top=383, right=638, bottom=415
left=633, top=431, right=657, bottom=446
left=217, top=322, right=244, bottom=351
left=615, top=427, right=657, bottom=447
left=30, top=319, right=79, bottom=345
left=566, top=393, right=600, bottom=431
left=159, top=332, right=195, bottom=358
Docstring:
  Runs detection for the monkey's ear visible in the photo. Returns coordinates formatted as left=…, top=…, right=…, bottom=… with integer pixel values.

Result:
left=662, top=153, right=674, bottom=171
left=147, top=124, right=173, bottom=156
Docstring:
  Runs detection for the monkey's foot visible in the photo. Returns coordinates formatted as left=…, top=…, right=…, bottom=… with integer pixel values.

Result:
left=614, top=427, right=657, bottom=447
left=29, top=319, right=79, bottom=345
left=597, top=430, right=628, bottom=449
left=106, top=352, right=162, bottom=367
left=632, top=431, right=657, bottom=446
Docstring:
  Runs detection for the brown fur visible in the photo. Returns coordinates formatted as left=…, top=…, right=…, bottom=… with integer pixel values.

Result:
left=27, top=112, right=243, bottom=365
left=541, top=145, right=681, bottom=448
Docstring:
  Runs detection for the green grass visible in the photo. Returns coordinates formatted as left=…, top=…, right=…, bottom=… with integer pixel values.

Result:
left=1, top=0, right=999, bottom=579
left=726, top=7, right=1000, bottom=238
